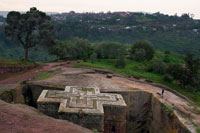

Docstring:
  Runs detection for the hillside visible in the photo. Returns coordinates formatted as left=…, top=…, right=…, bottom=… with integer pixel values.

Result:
left=1, top=12, right=200, bottom=61
left=52, top=12, right=200, bottom=55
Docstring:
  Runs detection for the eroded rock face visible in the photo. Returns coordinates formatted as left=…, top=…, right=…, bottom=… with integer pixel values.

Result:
left=102, top=90, right=191, bottom=133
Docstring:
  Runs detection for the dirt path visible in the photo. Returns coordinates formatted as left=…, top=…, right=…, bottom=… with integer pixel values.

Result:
left=0, top=61, right=78, bottom=84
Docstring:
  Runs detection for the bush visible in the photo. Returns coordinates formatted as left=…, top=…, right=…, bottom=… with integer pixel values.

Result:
left=49, top=40, right=77, bottom=60
left=163, top=55, right=170, bottom=63
left=164, top=50, right=171, bottom=55
left=131, top=41, right=154, bottom=61
left=152, top=61, right=166, bottom=74
left=115, top=56, right=126, bottom=68
left=90, top=53, right=97, bottom=63
left=163, top=74, right=173, bottom=82
left=132, top=48, right=146, bottom=62
left=95, top=42, right=127, bottom=59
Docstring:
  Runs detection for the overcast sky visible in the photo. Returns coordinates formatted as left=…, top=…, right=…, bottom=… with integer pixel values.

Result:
left=0, top=0, right=200, bottom=19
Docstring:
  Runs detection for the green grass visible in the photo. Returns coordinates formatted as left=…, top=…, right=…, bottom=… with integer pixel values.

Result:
left=0, top=58, right=33, bottom=66
left=35, top=72, right=54, bottom=80
left=81, top=88, right=94, bottom=91
left=163, top=104, right=174, bottom=117
left=75, top=52, right=200, bottom=105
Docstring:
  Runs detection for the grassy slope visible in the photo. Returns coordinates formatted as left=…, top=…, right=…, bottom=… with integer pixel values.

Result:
left=75, top=51, right=200, bottom=105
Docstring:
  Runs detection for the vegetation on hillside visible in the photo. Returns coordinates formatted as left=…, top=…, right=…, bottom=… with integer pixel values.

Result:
left=1, top=12, right=200, bottom=61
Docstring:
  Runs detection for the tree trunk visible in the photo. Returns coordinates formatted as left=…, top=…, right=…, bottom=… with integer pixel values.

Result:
left=24, top=48, right=29, bottom=61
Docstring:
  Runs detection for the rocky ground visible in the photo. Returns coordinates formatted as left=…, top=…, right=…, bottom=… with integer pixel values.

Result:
left=0, top=100, right=91, bottom=133
left=0, top=61, right=200, bottom=132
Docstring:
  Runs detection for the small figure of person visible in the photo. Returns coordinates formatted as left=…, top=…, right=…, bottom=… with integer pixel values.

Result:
left=161, top=88, right=165, bottom=97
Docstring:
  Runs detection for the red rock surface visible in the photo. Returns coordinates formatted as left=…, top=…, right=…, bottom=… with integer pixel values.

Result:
left=0, top=100, right=91, bottom=133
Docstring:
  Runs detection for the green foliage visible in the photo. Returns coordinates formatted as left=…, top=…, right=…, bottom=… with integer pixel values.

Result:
left=132, top=48, right=146, bottom=62
left=92, top=129, right=98, bottom=133
left=115, top=56, right=126, bottom=68
left=95, top=42, right=127, bottom=59
left=50, top=40, right=77, bottom=60
left=90, top=53, right=97, bottom=63
left=152, top=61, right=166, bottom=74
left=163, top=104, right=174, bottom=117
left=81, top=88, right=93, bottom=91
left=163, top=74, right=173, bottom=82
left=75, top=51, right=200, bottom=105
left=167, top=54, right=200, bottom=91
left=163, top=55, right=170, bottom=63
left=5, top=7, right=54, bottom=61
left=74, top=38, right=93, bottom=60
left=131, top=41, right=154, bottom=61
left=164, top=50, right=171, bottom=55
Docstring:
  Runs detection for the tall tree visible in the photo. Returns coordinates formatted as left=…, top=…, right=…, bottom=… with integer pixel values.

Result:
left=5, top=7, right=54, bottom=60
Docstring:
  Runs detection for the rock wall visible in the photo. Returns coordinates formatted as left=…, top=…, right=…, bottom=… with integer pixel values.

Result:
left=102, top=90, right=191, bottom=133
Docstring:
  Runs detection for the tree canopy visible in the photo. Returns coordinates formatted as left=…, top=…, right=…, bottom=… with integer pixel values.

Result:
left=5, top=7, right=54, bottom=60
left=131, top=41, right=154, bottom=61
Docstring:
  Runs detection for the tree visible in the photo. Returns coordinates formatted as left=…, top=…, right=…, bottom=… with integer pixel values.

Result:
left=167, top=64, right=188, bottom=88
left=95, top=42, right=127, bottom=59
left=152, top=61, right=166, bottom=74
left=73, top=38, right=93, bottom=60
left=184, top=53, right=200, bottom=88
left=132, top=48, right=146, bottom=61
left=49, top=40, right=77, bottom=60
left=131, top=41, right=154, bottom=61
left=90, top=53, right=97, bottom=63
left=5, top=7, right=54, bottom=60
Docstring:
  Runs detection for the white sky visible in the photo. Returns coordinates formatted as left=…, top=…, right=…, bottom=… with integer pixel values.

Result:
left=0, top=0, right=200, bottom=19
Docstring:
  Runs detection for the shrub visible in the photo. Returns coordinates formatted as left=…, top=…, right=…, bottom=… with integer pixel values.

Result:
left=115, top=56, right=126, bottom=68
left=49, top=40, right=77, bottom=60
left=131, top=41, right=154, bottom=61
left=152, top=61, right=166, bottom=74
left=163, top=55, right=170, bottom=63
left=164, top=50, right=171, bottom=55
left=132, top=48, right=146, bottom=62
left=90, top=53, right=97, bottom=63
left=163, top=74, right=173, bottom=82
left=95, top=42, right=127, bottom=59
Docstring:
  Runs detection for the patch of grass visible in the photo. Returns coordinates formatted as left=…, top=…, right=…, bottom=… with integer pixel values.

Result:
left=92, top=129, right=98, bottom=133
left=82, top=88, right=94, bottom=91
left=197, top=128, right=200, bottom=133
left=191, top=119, right=200, bottom=133
left=163, top=104, right=174, bottom=117
left=35, top=72, right=54, bottom=80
